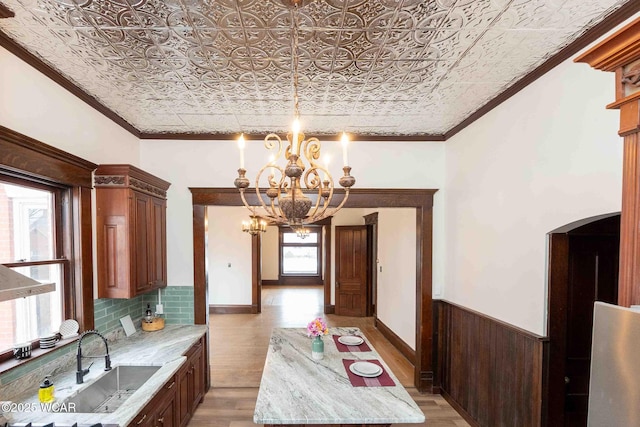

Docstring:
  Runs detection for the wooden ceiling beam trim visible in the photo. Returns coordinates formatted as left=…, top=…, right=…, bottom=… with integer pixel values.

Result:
left=0, top=2, right=14, bottom=18
left=139, top=132, right=446, bottom=142
left=0, top=31, right=140, bottom=138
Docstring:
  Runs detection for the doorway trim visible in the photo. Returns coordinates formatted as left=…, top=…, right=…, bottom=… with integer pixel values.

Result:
left=546, top=212, right=620, bottom=425
left=190, top=187, right=437, bottom=391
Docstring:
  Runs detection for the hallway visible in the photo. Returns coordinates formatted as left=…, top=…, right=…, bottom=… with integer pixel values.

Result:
left=190, top=285, right=469, bottom=427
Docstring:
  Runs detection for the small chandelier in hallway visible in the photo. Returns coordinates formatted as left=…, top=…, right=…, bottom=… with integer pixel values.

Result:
left=242, top=215, right=267, bottom=236
left=234, top=0, right=355, bottom=235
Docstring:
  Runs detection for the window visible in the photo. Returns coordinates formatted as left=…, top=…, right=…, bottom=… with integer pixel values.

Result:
left=0, top=181, right=68, bottom=355
left=279, top=227, right=322, bottom=284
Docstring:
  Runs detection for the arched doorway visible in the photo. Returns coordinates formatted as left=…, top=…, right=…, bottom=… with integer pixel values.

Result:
left=546, top=213, right=620, bottom=426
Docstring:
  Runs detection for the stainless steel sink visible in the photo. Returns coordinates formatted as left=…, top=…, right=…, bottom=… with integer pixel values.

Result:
left=63, top=365, right=160, bottom=413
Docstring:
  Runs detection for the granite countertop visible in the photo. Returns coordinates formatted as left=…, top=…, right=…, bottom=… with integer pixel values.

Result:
left=4, top=324, right=207, bottom=426
left=254, top=327, right=425, bottom=425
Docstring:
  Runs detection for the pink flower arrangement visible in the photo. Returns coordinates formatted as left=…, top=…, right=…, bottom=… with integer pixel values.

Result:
left=307, top=317, right=329, bottom=337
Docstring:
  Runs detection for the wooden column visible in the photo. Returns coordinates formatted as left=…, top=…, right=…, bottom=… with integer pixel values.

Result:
left=575, top=18, right=640, bottom=307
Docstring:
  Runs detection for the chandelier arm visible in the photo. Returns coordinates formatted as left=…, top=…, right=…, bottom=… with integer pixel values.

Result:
left=264, top=133, right=283, bottom=162
left=307, top=183, right=334, bottom=222
left=254, top=165, right=285, bottom=219
left=320, top=188, right=350, bottom=221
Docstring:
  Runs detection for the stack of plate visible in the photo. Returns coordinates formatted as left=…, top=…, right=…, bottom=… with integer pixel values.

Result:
left=349, top=361, right=383, bottom=378
left=39, top=334, right=59, bottom=349
left=59, top=319, right=79, bottom=339
left=338, top=335, right=364, bottom=346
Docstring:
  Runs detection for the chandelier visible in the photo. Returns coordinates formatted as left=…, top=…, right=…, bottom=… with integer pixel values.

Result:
left=242, top=215, right=267, bottom=236
left=234, top=0, right=355, bottom=233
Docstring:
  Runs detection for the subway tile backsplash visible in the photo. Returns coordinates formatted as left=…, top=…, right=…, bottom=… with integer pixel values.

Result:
left=0, top=286, right=194, bottom=387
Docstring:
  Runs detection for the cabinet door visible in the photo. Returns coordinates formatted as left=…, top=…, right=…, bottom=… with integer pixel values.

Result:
left=156, top=393, right=176, bottom=427
left=177, top=364, right=191, bottom=427
left=133, top=191, right=152, bottom=293
left=150, top=196, right=167, bottom=287
left=191, top=342, right=204, bottom=408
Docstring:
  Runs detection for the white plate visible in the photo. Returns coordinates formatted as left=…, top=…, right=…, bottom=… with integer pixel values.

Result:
left=338, top=335, right=364, bottom=346
left=349, top=361, right=382, bottom=377
left=59, top=319, right=79, bottom=337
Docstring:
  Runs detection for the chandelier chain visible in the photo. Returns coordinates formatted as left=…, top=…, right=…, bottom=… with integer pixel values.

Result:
left=291, top=3, right=300, bottom=120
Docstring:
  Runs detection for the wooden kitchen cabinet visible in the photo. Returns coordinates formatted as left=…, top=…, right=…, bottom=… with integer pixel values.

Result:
left=129, top=375, right=177, bottom=427
left=95, top=164, right=171, bottom=298
left=177, top=337, right=206, bottom=427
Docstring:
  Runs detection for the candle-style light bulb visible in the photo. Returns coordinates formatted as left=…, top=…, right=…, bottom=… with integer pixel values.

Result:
left=238, top=134, right=246, bottom=169
left=323, top=155, right=330, bottom=181
left=292, top=118, right=301, bottom=156
left=341, top=132, right=349, bottom=167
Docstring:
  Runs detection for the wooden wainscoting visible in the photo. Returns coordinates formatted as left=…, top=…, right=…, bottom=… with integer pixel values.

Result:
left=434, top=300, right=549, bottom=427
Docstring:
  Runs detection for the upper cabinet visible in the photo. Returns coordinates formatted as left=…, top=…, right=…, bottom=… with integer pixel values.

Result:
left=95, top=165, right=171, bottom=299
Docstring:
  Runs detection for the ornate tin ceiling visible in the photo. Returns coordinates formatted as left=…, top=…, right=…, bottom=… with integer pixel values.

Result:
left=0, top=0, right=633, bottom=137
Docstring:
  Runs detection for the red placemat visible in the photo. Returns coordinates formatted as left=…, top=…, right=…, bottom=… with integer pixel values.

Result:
left=332, top=335, right=372, bottom=352
left=342, top=359, right=395, bottom=387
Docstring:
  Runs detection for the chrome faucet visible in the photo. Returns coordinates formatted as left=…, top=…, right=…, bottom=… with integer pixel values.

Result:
left=76, top=330, right=112, bottom=384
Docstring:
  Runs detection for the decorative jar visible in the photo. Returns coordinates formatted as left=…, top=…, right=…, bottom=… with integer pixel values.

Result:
left=311, top=335, right=324, bottom=360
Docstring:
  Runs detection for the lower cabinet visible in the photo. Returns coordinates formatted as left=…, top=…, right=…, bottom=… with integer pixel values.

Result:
left=129, top=336, right=207, bottom=427
left=129, top=376, right=177, bottom=427
left=178, top=337, right=206, bottom=427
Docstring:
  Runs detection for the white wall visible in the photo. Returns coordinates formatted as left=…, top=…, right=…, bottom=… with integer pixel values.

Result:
left=376, top=208, right=417, bottom=349
left=139, top=140, right=445, bottom=296
left=261, top=225, right=279, bottom=281
left=0, top=46, right=140, bottom=165
left=444, top=41, right=626, bottom=335
left=207, top=206, right=253, bottom=305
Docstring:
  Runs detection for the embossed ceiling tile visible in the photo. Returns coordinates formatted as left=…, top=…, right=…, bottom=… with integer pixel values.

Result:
left=448, top=0, right=505, bottom=31
left=178, top=114, right=239, bottom=130
left=426, top=29, right=483, bottom=62
left=237, top=114, right=292, bottom=131
left=495, top=0, right=619, bottom=31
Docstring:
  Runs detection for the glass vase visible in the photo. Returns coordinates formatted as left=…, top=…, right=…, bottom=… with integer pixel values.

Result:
left=311, top=335, right=324, bottom=360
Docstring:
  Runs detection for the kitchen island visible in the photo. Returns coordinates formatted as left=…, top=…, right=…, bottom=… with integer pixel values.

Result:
left=254, top=327, right=425, bottom=426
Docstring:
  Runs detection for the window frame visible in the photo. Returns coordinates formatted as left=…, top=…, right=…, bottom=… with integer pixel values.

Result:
left=0, top=176, right=71, bottom=361
left=278, top=226, right=323, bottom=285
left=0, top=125, right=96, bottom=368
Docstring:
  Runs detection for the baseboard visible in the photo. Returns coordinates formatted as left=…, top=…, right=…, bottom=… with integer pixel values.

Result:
left=324, top=304, right=335, bottom=314
left=261, top=280, right=280, bottom=286
left=374, top=317, right=416, bottom=365
left=441, top=389, right=481, bottom=427
left=209, top=304, right=253, bottom=314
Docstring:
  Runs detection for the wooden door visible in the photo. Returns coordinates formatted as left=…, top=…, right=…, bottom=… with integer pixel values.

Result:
left=564, top=233, right=618, bottom=426
left=335, top=226, right=368, bottom=317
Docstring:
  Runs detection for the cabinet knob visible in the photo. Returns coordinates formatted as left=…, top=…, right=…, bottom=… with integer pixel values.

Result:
left=157, top=417, right=164, bottom=424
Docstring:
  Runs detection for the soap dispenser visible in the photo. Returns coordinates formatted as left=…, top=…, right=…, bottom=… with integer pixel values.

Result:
left=144, top=304, right=153, bottom=323
left=38, top=375, right=54, bottom=403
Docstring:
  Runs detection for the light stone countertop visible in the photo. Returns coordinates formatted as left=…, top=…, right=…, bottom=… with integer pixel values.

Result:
left=254, top=327, right=425, bottom=425
left=4, top=324, right=207, bottom=426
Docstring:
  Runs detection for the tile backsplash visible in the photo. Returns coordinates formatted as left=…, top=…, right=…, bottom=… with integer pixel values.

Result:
left=0, top=286, right=194, bottom=387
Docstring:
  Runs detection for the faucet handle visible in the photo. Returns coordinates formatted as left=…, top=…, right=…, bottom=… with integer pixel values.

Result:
left=84, top=362, right=94, bottom=374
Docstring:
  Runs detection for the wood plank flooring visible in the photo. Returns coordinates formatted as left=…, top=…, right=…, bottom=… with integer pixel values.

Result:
left=190, top=285, right=469, bottom=427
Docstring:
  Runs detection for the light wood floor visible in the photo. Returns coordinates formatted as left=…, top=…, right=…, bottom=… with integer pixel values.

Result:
left=190, top=285, right=469, bottom=427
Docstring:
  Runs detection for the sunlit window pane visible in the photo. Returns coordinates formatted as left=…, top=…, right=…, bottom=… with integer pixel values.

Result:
left=282, top=232, right=318, bottom=244
left=0, top=183, right=53, bottom=263
left=0, top=264, right=63, bottom=352
left=282, top=246, right=318, bottom=275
